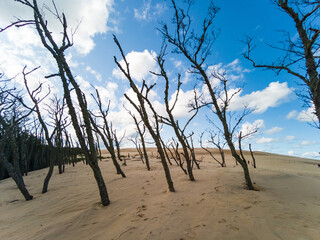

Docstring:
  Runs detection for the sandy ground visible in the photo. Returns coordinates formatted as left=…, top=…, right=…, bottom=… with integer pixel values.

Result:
left=0, top=148, right=320, bottom=240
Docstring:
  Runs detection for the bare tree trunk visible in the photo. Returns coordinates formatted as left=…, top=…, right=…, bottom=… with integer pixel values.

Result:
left=0, top=154, right=33, bottom=200
left=238, top=132, right=247, bottom=164
left=249, top=144, right=256, bottom=168
left=160, top=138, right=172, bottom=166
left=8, top=134, right=25, bottom=186
left=160, top=0, right=255, bottom=190
left=114, top=36, right=175, bottom=192
left=152, top=51, right=196, bottom=181
left=22, top=1, right=111, bottom=205
left=218, top=147, right=226, bottom=167
left=166, top=146, right=179, bottom=166
left=91, top=119, right=126, bottom=178
left=186, top=134, right=200, bottom=169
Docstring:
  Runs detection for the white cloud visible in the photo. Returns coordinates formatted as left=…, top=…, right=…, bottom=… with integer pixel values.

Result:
left=256, top=137, right=274, bottom=144
left=95, top=82, right=119, bottom=109
left=134, top=0, right=151, bottom=20
left=301, top=152, right=320, bottom=158
left=172, top=60, right=182, bottom=69
left=205, top=63, right=225, bottom=88
left=0, top=0, right=115, bottom=104
left=169, top=89, right=199, bottom=118
left=264, top=126, right=283, bottom=134
left=153, top=3, right=167, bottom=16
left=301, top=140, right=316, bottom=146
left=65, top=53, right=80, bottom=68
left=86, top=66, right=102, bottom=82
left=296, top=105, right=318, bottom=123
left=229, top=82, right=292, bottom=113
left=0, top=0, right=114, bottom=55
left=286, top=110, right=297, bottom=119
left=225, top=59, right=251, bottom=81
left=112, top=49, right=158, bottom=82
left=285, top=135, right=296, bottom=141
left=286, top=105, right=318, bottom=124
left=134, top=0, right=167, bottom=21
left=288, top=150, right=294, bottom=155
left=239, top=119, right=264, bottom=138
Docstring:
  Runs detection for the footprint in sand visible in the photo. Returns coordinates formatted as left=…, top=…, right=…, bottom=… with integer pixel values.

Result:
left=197, top=198, right=205, bottom=204
left=137, top=204, right=147, bottom=213
left=218, top=219, right=226, bottom=223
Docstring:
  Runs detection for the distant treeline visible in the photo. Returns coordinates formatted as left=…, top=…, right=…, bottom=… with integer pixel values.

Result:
left=0, top=130, right=83, bottom=181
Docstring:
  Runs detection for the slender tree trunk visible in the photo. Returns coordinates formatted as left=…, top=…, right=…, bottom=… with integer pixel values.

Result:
left=8, top=134, right=25, bottom=186
left=42, top=147, right=55, bottom=193
left=218, top=147, right=226, bottom=167
left=140, top=133, right=150, bottom=171
left=249, top=144, right=256, bottom=168
left=0, top=154, right=33, bottom=200
left=160, top=138, right=172, bottom=166
left=90, top=118, right=126, bottom=178
left=231, top=145, right=254, bottom=190
left=155, top=139, right=175, bottom=191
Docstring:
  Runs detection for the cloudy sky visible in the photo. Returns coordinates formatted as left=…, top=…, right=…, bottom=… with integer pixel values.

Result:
left=0, top=0, right=319, bottom=159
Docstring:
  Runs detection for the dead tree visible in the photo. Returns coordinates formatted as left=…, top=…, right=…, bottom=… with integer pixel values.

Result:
left=90, top=89, right=125, bottom=177
left=114, top=35, right=175, bottom=192
left=185, top=132, right=200, bottom=169
left=164, top=141, right=179, bottom=166
left=95, top=132, right=102, bottom=162
left=49, top=96, right=69, bottom=175
left=159, top=0, right=255, bottom=189
left=170, top=138, right=187, bottom=175
left=0, top=77, right=33, bottom=200
left=3, top=0, right=110, bottom=205
left=23, top=67, right=64, bottom=193
left=238, top=131, right=247, bottom=165
left=243, top=1, right=320, bottom=128
left=200, top=131, right=226, bottom=167
left=151, top=46, right=200, bottom=181
left=159, top=137, right=173, bottom=166
left=126, top=108, right=151, bottom=170
left=128, top=133, right=144, bottom=162
left=249, top=143, right=257, bottom=168
left=113, top=129, right=126, bottom=166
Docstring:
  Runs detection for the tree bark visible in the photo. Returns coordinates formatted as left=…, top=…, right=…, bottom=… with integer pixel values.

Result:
left=249, top=144, right=256, bottom=168
left=0, top=154, right=33, bottom=201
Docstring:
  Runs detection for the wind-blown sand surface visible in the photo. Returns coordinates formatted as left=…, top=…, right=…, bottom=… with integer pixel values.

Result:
left=0, top=148, right=320, bottom=240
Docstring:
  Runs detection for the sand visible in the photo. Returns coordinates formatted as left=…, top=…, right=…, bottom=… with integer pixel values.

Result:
left=0, top=148, right=319, bottom=240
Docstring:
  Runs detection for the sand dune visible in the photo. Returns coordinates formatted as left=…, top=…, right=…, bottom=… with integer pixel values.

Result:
left=0, top=149, right=319, bottom=240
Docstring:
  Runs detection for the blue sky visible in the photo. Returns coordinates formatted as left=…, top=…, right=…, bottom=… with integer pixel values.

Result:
left=0, top=0, right=319, bottom=159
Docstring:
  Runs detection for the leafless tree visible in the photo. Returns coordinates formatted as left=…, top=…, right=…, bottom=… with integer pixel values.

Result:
left=113, top=35, right=175, bottom=192
left=48, top=96, right=69, bottom=174
left=151, top=46, right=200, bottom=181
left=185, top=132, right=200, bottom=169
left=200, top=131, right=226, bottom=167
left=170, top=138, right=188, bottom=175
left=128, top=133, right=144, bottom=162
left=159, top=0, right=255, bottom=189
left=249, top=143, right=257, bottom=168
left=90, top=89, right=126, bottom=177
left=2, top=0, right=110, bottom=205
left=113, top=129, right=126, bottom=166
left=243, top=0, right=320, bottom=128
left=126, top=108, right=151, bottom=170
left=0, top=76, right=34, bottom=200
left=160, top=137, right=173, bottom=166
left=22, top=66, right=68, bottom=193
